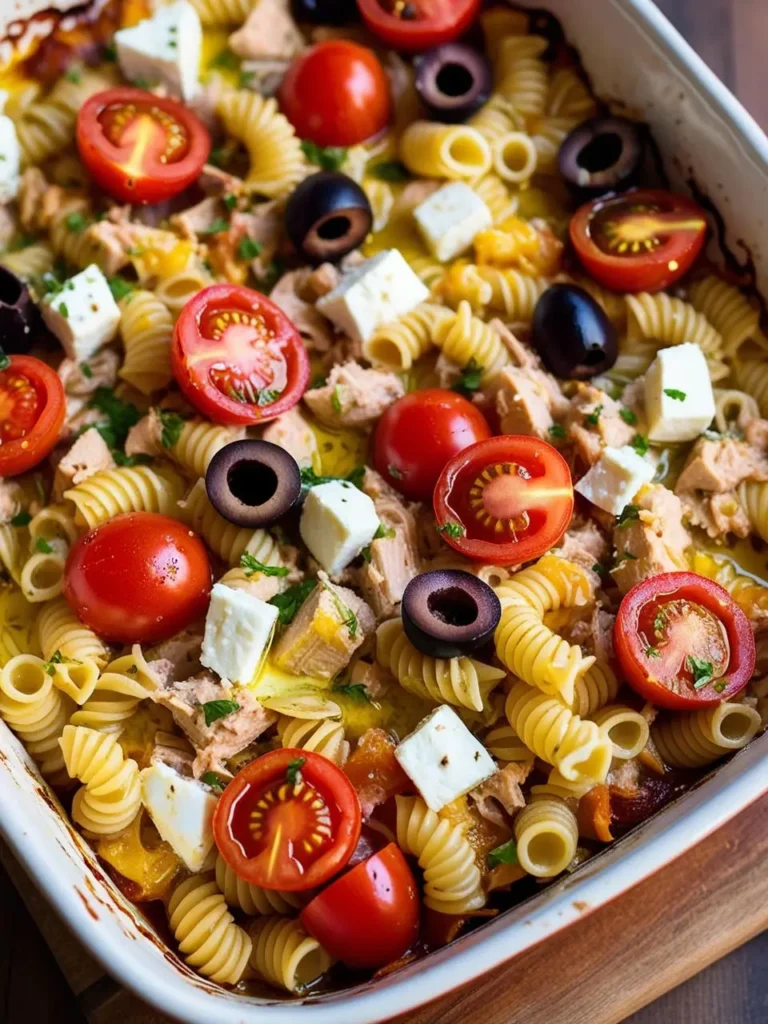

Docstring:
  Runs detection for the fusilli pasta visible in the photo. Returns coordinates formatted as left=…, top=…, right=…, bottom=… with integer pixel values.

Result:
left=249, top=916, right=333, bottom=993
left=168, top=874, right=252, bottom=984
left=64, top=465, right=185, bottom=528
left=217, top=90, right=304, bottom=198
left=215, top=854, right=302, bottom=916
left=653, top=702, right=762, bottom=768
left=0, top=654, right=72, bottom=778
left=59, top=724, right=142, bottom=835
left=514, top=793, right=579, bottom=877
left=118, top=291, right=174, bottom=395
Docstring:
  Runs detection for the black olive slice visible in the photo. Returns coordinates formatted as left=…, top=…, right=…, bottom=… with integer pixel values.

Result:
left=402, top=570, right=501, bottom=658
left=285, top=171, right=372, bottom=265
left=532, top=283, right=618, bottom=380
left=291, top=0, right=357, bottom=23
left=415, top=44, right=492, bottom=123
left=205, top=440, right=301, bottom=528
left=558, top=116, right=644, bottom=198
left=0, top=266, right=42, bottom=354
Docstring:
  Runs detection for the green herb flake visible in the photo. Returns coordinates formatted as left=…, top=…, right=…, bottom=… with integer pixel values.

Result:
left=240, top=552, right=289, bottom=578
left=269, top=579, right=317, bottom=626
left=209, top=48, right=240, bottom=70
left=451, top=357, right=484, bottom=397
left=223, top=194, right=238, bottom=211
left=616, top=504, right=640, bottom=528
left=346, top=465, right=366, bottom=489
left=80, top=362, right=93, bottom=379
left=103, top=41, right=117, bottom=61
left=548, top=423, right=567, bottom=439
left=619, top=407, right=638, bottom=425
left=236, top=237, right=262, bottom=261
left=688, top=656, right=714, bottom=690
left=10, top=511, right=31, bottom=528
left=360, top=545, right=372, bottom=563
left=34, top=537, right=53, bottom=554
left=369, top=160, right=410, bottom=182
left=387, top=464, right=403, bottom=480
left=65, top=212, right=88, bottom=234
left=286, top=756, right=306, bottom=785
left=331, top=384, right=343, bottom=414
left=300, top=140, right=348, bottom=172
left=631, top=433, right=650, bottom=457
left=584, top=403, right=603, bottom=427
left=238, top=70, right=255, bottom=89
left=436, top=520, right=466, bottom=539
left=310, top=373, right=327, bottom=389
left=200, top=772, right=226, bottom=792
left=713, top=679, right=728, bottom=694
left=57, top=302, right=69, bottom=319
left=202, top=699, right=240, bottom=727
left=645, top=646, right=660, bottom=658
left=108, top=275, right=134, bottom=301
left=487, top=839, right=518, bottom=868
left=620, top=549, right=637, bottom=561
left=65, top=67, right=82, bottom=83
left=320, top=577, right=358, bottom=637
left=87, top=388, right=141, bottom=449
left=201, top=218, right=229, bottom=236
left=664, top=388, right=686, bottom=402
left=158, top=409, right=185, bottom=449
left=0, top=351, right=10, bottom=371
left=257, top=388, right=281, bottom=407
left=42, top=650, right=65, bottom=676
left=333, top=682, right=371, bottom=703
left=591, top=562, right=606, bottom=576
left=374, top=522, right=395, bottom=540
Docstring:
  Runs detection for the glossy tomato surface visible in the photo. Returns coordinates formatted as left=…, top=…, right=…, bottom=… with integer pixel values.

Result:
left=357, top=0, right=481, bottom=51
left=570, top=188, right=707, bottom=293
left=434, top=435, right=574, bottom=565
left=0, top=355, right=66, bottom=477
left=279, top=41, right=391, bottom=147
left=76, top=88, right=210, bottom=204
left=300, top=844, right=420, bottom=968
left=614, top=572, right=755, bottom=710
left=171, top=283, right=309, bottom=426
left=213, top=748, right=361, bottom=891
left=373, top=388, right=491, bottom=501
left=64, top=513, right=211, bottom=644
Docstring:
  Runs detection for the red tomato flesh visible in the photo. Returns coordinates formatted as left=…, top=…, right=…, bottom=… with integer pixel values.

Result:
left=0, top=355, right=66, bottom=477
left=570, top=189, right=707, bottom=293
left=76, top=87, right=210, bottom=204
left=614, top=572, right=755, bottom=710
left=357, top=0, right=482, bottom=52
left=63, top=513, right=211, bottom=644
left=213, top=749, right=362, bottom=891
left=300, top=843, right=420, bottom=968
left=279, top=41, right=391, bottom=147
left=434, top=435, right=573, bottom=565
left=372, top=388, right=491, bottom=501
left=171, top=283, right=309, bottom=426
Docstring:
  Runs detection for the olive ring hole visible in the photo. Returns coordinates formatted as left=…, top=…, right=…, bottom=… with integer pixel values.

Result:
left=427, top=586, right=479, bottom=628
left=436, top=62, right=474, bottom=98
left=0, top=269, right=24, bottom=307
left=317, top=214, right=352, bottom=241
left=577, top=132, right=623, bottom=173
left=227, top=460, right=278, bottom=507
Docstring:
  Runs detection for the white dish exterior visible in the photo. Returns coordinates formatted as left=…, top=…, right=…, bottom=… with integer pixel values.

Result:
left=1, top=1, right=767, bottom=1021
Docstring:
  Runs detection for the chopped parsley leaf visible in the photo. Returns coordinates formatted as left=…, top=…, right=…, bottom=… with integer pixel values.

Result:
left=0, top=351, right=9, bottom=371
left=240, top=552, right=289, bottom=578
left=65, top=212, right=88, bottom=234
left=664, top=388, right=686, bottom=402
left=631, top=433, right=650, bottom=457
left=201, top=218, right=229, bottom=236
left=223, top=194, right=237, bottom=211
left=436, top=520, right=465, bottom=539
left=616, top=504, right=640, bottom=527
left=57, top=302, right=69, bottom=319
left=158, top=409, right=185, bottom=449
left=451, top=357, right=483, bottom=397
left=201, top=699, right=240, bottom=727
left=10, top=511, right=31, bottom=528
left=331, top=384, right=343, bottom=414
left=688, top=656, right=714, bottom=689
left=487, top=839, right=518, bottom=868
left=108, top=275, right=134, bottom=301
left=34, top=537, right=53, bottom=554
left=374, top=522, right=395, bottom=540
left=286, top=757, right=306, bottom=785
left=269, top=579, right=317, bottom=626
left=368, top=160, right=410, bottom=182
left=236, top=237, right=262, bottom=261
left=209, top=48, right=239, bottom=70
left=300, top=140, right=348, bottom=172
left=333, top=682, right=371, bottom=703
left=619, top=407, right=638, bottom=425
left=80, top=362, right=93, bottom=379
left=548, top=423, right=567, bottom=439
left=584, top=404, right=603, bottom=427
left=200, top=772, right=226, bottom=792
left=87, top=388, right=141, bottom=450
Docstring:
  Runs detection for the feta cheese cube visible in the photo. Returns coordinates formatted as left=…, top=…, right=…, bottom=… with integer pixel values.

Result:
left=316, top=249, right=429, bottom=345
left=413, top=182, right=492, bottom=263
left=115, top=0, right=201, bottom=102
left=41, top=264, right=121, bottom=362
left=0, top=116, right=20, bottom=202
left=644, top=343, right=716, bottom=442
left=574, top=444, right=656, bottom=515
left=140, top=762, right=217, bottom=872
left=395, top=705, right=497, bottom=812
left=201, top=582, right=278, bottom=685
left=299, top=480, right=380, bottom=575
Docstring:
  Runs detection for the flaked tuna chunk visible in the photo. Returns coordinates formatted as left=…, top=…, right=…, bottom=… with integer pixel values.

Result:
left=54, top=427, right=115, bottom=499
left=304, top=361, right=404, bottom=429
left=262, top=407, right=319, bottom=469
left=567, top=383, right=636, bottom=467
left=494, top=365, right=554, bottom=439
left=0, top=479, right=23, bottom=524
left=271, top=269, right=336, bottom=352
left=125, top=409, right=163, bottom=459
left=679, top=490, right=750, bottom=540
left=611, top=485, right=691, bottom=594
left=555, top=517, right=610, bottom=573
left=58, top=350, right=120, bottom=397
left=676, top=436, right=768, bottom=494
left=470, top=761, right=532, bottom=826
left=147, top=629, right=204, bottom=685
left=228, top=0, right=304, bottom=60
left=151, top=733, right=196, bottom=778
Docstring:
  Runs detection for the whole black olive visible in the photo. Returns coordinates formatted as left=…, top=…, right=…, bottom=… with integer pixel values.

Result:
left=402, top=570, right=501, bottom=659
left=415, top=44, right=492, bottom=124
left=532, top=284, right=618, bottom=380
left=558, top=116, right=644, bottom=198
left=205, top=440, right=301, bottom=528
left=0, top=266, right=42, bottom=353
left=285, top=172, right=372, bottom=265
left=291, top=0, right=356, bottom=24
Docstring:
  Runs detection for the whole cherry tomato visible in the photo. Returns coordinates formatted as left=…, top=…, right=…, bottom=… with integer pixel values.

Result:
left=373, top=388, right=491, bottom=501
left=357, top=0, right=482, bottom=52
left=0, top=355, right=66, bottom=477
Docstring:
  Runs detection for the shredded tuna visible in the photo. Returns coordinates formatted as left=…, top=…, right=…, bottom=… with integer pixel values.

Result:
left=271, top=269, right=336, bottom=351
left=611, top=485, right=691, bottom=593
left=306, top=262, right=341, bottom=299
left=262, top=407, right=319, bottom=469
left=304, top=362, right=404, bottom=429
left=172, top=196, right=224, bottom=240
left=567, top=383, right=636, bottom=467
left=0, top=205, right=16, bottom=247
left=490, top=320, right=570, bottom=416
left=0, top=480, right=23, bottom=524
left=58, top=350, right=120, bottom=397
left=494, top=365, right=554, bottom=438
left=198, top=164, right=245, bottom=197
left=239, top=59, right=291, bottom=98
left=125, top=409, right=163, bottom=459
left=744, top=417, right=768, bottom=451
left=676, top=437, right=768, bottom=494
left=679, top=490, right=750, bottom=540
left=555, top=517, right=610, bottom=573
left=151, top=734, right=196, bottom=778
left=147, top=630, right=204, bottom=683
left=228, top=0, right=304, bottom=60
left=358, top=468, right=421, bottom=619
left=54, top=428, right=115, bottom=498
left=470, top=761, right=532, bottom=826
left=349, top=659, right=391, bottom=700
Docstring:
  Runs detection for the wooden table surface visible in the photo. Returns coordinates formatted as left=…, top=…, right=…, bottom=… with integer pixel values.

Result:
left=3, top=1, right=768, bottom=1023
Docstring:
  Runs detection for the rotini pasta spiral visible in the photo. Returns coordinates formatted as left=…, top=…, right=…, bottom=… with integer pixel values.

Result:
left=49, top=202, right=107, bottom=270
left=546, top=67, right=598, bottom=119
left=0, top=524, right=26, bottom=585
left=63, top=465, right=185, bottom=528
left=214, top=855, right=302, bottom=917
left=436, top=260, right=493, bottom=310
left=0, top=242, right=55, bottom=281
left=168, top=420, right=246, bottom=479
left=477, top=266, right=551, bottom=319
left=688, top=275, right=762, bottom=357
left=713, top=389, right=760, bottom=432
left=733, top=359, right=768, bottom=418
left=395, top=795, right=486, bottom=914
left=496, top=34, right=549, bottom=119
left=399, top=122, right=491, bottom=180
left=737, top=480, right=768, bottom=543
left=249, top=916, right=333, bottom=993
left=69, top=669, right=153, bottom=733
left=168, top=874, right=252, bottom=984
left=364, top=303, right=450, bottom=370
left=590, top=704, right=649, bottom=760
left=514, top=794, right=579, bottom=877
left=376, top=617, right=505, bottom=712
left=0, top=588, right=38, bottom=668
left=469, top=94, right=523, bottom=145
left=625, top=292, right=727, bottom=380
left=217, top=90, right=304, bottom=198
left=652, top=702, right=762, bottom=768
left=59, top=724, right=142, bottom=835
left=182, top=479, right=283, bottom=566
left=118, top=291, right=174, bottom=395
left=0, top=654, right=72, bottom=778
left=14, top=70, right=115, bottom=165
left=188, top=0, right=254, bottom=25
left=37, top=598, right=110, bottom=667
left=484, top=723, right=535, bottom=763
left=472, top=173, right=518, bottom=225
left=433, top=299, right=511, bottom=383
left=276, top=715, right=350, bottom=766
left=506, top=678, right=613, bottom=785
left=530, top=115, right=578, bottom=172
left=568, top=661, right=619, bottom=718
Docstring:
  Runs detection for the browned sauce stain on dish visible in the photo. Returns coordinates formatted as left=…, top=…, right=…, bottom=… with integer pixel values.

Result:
left=572, top=900, right=589, bottom=913
left=75, top=886, right=99, bottom=921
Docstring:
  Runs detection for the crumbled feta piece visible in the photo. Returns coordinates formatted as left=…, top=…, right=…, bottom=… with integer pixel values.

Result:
left=0, top=116, right=19, bottom=202
left=140, top=761, right=217, bottom=872
left=316, top=249, right=429, bottom=345
left=201, top=582, right=278, bottom=685
left=40, top=264, right=121, bottom=362
left=574, top=444, right=656, bottom=515
left=413, top=182, right=492, bottom=263
left=395, top=705, right=497, bottom=813
left=644, top=343, right=716, bottom=442
left=115, top=0, right=202, bottom=101
left=299, top=480, right=380, bottom=575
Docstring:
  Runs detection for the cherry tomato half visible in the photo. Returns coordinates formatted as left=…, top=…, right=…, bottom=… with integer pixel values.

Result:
left=171, top=283, right=310, bottom=426
left=300, top=843, right=420, bottom=968
left=213, top=748, right=362, bottom=891
left=279, top=41, right=391, bottom=147
left=614, top=571, right=755, bottom=710
left=63, top=512, right=211, bottom=644
left=76, top=88, right=210, bottom=204
left=357, top=0, right=481, bottom=51
left=373, top=388, right=491, bottom=501
left=434, top=435, right=574, bottom=565
left=0, top=355, right=65, bottom=477
left=570, top=188, right=707, bottom=293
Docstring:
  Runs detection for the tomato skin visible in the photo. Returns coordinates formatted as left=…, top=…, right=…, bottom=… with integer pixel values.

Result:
left=171, top=283, right=310, bottom=426
left=279, top=41, right=391, bottom=147
left=300, top=844, right=420, bottom=968
left=213, top=748, right=362, bottom=891
left=63, top=513, right=212, bottom=644
left=0, top=355, right=66, bottom=477
left=434, top=435, right=574, bottom=565
left=614, top=572, right=755, bottom=710
left=357, top=0, right=481, bottom=51
left=76, top=88, right=210, bottom=204
left=373, top=389, right=491, bottom=501
left=570, top=189, right=707, bottom=293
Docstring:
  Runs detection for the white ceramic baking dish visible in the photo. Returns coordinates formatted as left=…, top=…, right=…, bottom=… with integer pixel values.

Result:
left=1, top=1, right=768, bottom=1021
